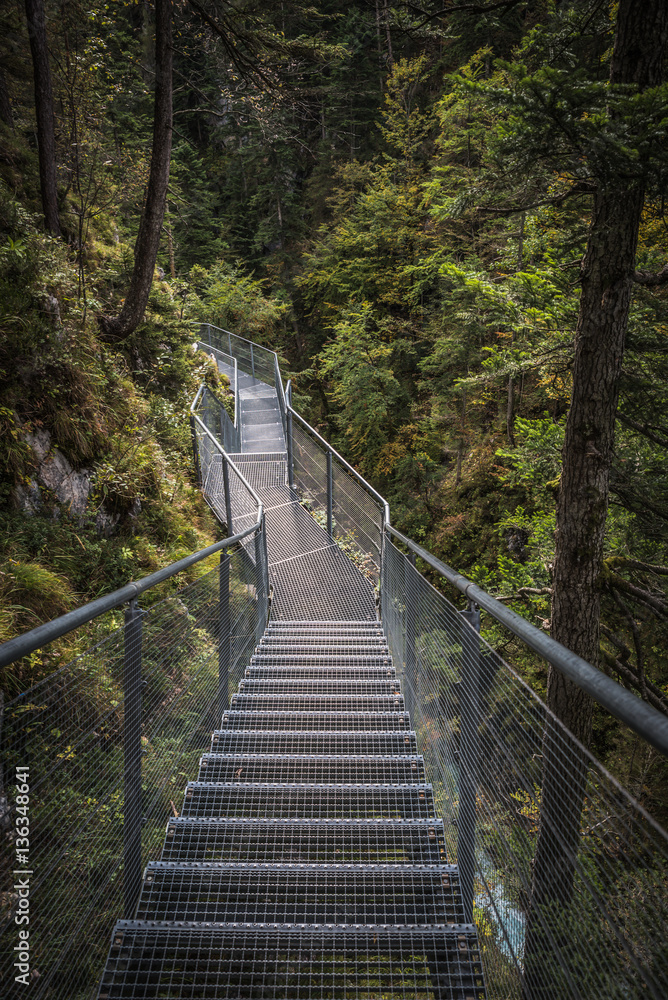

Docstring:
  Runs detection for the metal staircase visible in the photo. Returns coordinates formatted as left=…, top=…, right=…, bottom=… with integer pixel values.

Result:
left=100, top=616, right=484, bottom=999
left=97, top=340, right=485, bottom=999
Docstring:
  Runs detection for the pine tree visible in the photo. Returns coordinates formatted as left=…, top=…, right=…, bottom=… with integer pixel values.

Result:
left=98, top=0, right=173, bottom=342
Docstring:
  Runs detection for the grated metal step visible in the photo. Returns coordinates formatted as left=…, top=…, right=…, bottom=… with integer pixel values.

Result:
left=250, top=652, right=392, bottom=667
left=219, top=711, right=412, bottom=730
left=255, top=648, right=390, bottom=662
left=161, top=817, right=448, bottom=864
left=229, top=694, right=405, bottom=712
left=197, top=753, right=426, bottom=784
left=136, top=862, right=465, bottom=925
left=254, top=646, right=390, bottom=660
left=100, top=922, right=486, bottom=1000
left=210, top=730, right=419, bottom=754
left=245, top=664, right=397, bottom=680
left=237, top=678, right=401, bottom=695
left=267, top=620, right=382, bottom=629
left=260, top=633, right=387, bottom=645
left=259, top=637, right=388, bottom=649
left=181, top=782, right=437, bottom=819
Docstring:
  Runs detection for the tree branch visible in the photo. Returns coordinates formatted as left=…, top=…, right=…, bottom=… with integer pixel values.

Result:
left=601, top=647, right=667, bottom=715
left=186, top=0, right=276, bottom=86
left=475, top=183, right=595, bottom=218
left=390, top=0, right=525, bottom=28
left=617, top=412, right=668, bottom=449
left=633, top=262, right=668, bottom=286
left=605, top=555, right=668, bottom=576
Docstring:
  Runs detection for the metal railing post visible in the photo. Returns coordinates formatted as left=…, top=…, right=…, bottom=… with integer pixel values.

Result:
left=220, top=406, right=227, bottom=451
left=221, top=454, right=233, bottom=533
left=228, top=330, right=232, bottom=355
left=254, top=522, right=266, bottom=626
left=123, top=598, right=143, bottom=919
left=189, top=413, right=201, bottom=486
left=286, top=383, right=294, bottom=488
left=326, top=450, right=333, bottom=538
left=250, top=342, right=255, bottom=379
left=404, top=553, right=416, bottom=721
left=459, top=600, right=480, bottom=923
left=206, top=324, right=211, bottom=347
left=218, top=552, right=230, bottom=716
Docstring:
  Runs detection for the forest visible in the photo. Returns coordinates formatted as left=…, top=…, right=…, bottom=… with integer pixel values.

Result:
left=1, top=0, right=667, bottom=826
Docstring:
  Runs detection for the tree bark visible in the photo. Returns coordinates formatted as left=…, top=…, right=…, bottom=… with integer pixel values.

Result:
left=25, top=0, right=60, bottom=235
left=522, top=4, right=668, bottom=997
left=0, top=66, right=13, bottom=128
left=98, top=0, right=172, bottom=342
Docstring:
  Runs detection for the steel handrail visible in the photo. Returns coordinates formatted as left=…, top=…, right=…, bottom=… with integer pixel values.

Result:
left=190, top=410, right=262, bottom=513
left=201, top=321, right=278, bottom=355
left=287, top=404, right=391, bottom=528
left=283, top=378, right=668, bottom=758
left=0, top=522, right=260, bottom=671
left=0, top=390, right=267, bottom=671
left=201, top=344, right=239, bottom=431
left=386, top=523, right=668, bottom=758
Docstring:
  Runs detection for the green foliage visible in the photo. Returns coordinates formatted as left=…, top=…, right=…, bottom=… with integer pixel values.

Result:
left=185, top=260, right=288, bottom=340
left=318, top=302, right=405, bottom=472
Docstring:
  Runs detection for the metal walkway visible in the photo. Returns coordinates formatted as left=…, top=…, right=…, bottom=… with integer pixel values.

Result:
left=216, top=356, right=377, bottom=622
left=98, top=357, right=485, bottom=997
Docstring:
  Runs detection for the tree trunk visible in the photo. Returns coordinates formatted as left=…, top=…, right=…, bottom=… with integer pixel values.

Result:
left=0, top=66, right=13, bottom=128
left=506, top=375, right=515, bottom=446
left=98, top=0, right=172, bottom=342
left=166, top=203, right=176, bottom=280
left=383, top=0, right=393, bottom=69
left=522, top=4, right=668, bottom=997
left=25, top=0, right=60, bottom=235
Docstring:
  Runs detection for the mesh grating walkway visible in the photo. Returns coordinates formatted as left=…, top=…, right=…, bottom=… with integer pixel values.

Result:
left=98, top=360, right=486, bottom=999
left=214, top=348, right=376, bottom=621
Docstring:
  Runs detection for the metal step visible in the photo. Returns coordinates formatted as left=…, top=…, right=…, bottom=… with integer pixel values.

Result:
left=260, top=634, right=387, bottom=645
left=250, top=652, right=392, bottom=667
left=161, top=817, right=448, bottom=864
left=210, top=730, right=419, bottom=754
left=245, top=664, right=397, bottom=680
left=237, top=678, right=401, bottom=695
left=254, top=645, right=390, bottom=659
left=218, top=711, right=412, bottom=730
left=267, top=620, right=383, bottom=629
left=100, top=922, right=486, bottom=1000
left=197, top=753, right=425, bottom=784
left=229, top=694, right=405, bottom=712
left=181, top=782, right=436, bottom=819
left=255, top=635, right=389, bottom=656
left=137, top=862, right=464, bottom=925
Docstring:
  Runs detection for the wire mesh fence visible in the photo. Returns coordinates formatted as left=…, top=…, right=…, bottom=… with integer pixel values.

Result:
left=192, top=382, right=240, bottom=457
left=200, top=323, right=277, bottom=387
left=190, top=392, right=264, bottom=556
left=0, top=544, right=268, bottom=1000
left=291, top=417, right=384, bottom=584
left=381, top=537, right=668, bottom=1000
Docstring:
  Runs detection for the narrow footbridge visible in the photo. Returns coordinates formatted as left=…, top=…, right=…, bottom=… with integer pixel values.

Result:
left=1, top=326, right=667, bottom=1000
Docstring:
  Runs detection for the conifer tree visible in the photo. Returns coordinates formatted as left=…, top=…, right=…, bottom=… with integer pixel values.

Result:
left=98, top=0, right=173, bottom=342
